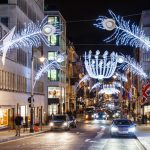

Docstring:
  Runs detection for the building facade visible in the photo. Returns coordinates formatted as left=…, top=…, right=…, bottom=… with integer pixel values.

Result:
left=44, top=11, right=67, bottom=118
left=0, top=0, right=45, bottom=128
left=135, top=10, right=150, bottom=122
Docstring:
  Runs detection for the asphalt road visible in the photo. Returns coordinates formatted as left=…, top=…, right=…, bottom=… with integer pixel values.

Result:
left=0, top=120, right=145, bottom=150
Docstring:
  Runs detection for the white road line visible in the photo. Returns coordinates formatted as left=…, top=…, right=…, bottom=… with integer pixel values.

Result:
left=134, top=140, right=144, bottom=150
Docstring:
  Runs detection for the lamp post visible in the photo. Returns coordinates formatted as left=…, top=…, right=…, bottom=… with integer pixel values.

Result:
left=30, top=48, right=34, bottom=133
left=30, top=47, right=45, bottom=133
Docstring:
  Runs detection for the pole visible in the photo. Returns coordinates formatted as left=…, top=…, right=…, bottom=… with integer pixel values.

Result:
left=30, top=48, right=34, bottom=133
left=120, top=76, right=123, bottom=117
left=40, top=106, right=42, bottom=131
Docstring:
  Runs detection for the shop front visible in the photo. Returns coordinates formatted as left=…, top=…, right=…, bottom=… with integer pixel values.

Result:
left=0, top=105, right=15, bottom=129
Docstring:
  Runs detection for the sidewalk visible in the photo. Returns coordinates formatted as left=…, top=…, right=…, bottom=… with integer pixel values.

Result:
left=0, top=125, right=50, bottom=144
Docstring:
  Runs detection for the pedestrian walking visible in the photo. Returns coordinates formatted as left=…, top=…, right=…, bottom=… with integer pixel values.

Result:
left=14, top=114, right=23, bottom=136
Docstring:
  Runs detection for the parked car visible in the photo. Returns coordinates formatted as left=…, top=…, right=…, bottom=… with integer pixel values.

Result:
left=68, top=115, right=77, bottom=128
left=49, top=114, right=70, bottom=131
left=110, top=118, right=136, bottom=137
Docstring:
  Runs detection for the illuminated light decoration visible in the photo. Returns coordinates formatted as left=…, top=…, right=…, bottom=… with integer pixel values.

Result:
left=84, top=50, right=123, bottom=80
left=0, top=16, right=61, bottom=65
left=85, top=50, right=146, bottom=79
left=98, top=84, right=120, bottom=95
left=113, top=81, right=124, bottom=89
left=90, top=82, right=102, bottom=92
left=0, top=27, right=16, bottom=65
left=119, top=55, right=147, bottom=79
left=33, top=59, right=62, bottom=89
left=114, top=72, right=128, bottom=82
left=102, top=18, right=116, bottom=31
left=79, top=74, right=90, bottom=85
left=55, top=52, right=67, bottom=63
left=76, top=75, right=90, bottom=90
left=94, top=10, right=150, bottom=51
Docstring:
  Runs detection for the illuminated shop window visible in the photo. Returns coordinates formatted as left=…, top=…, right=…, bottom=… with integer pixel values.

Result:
left=0, top=109, right=8, bottom=127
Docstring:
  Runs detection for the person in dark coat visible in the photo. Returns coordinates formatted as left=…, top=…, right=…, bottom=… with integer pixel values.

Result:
left=14, top=114, right=23, bottom=136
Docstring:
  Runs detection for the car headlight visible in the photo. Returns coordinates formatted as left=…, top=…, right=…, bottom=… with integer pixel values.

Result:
left=103, top=115, right=106, bottom=118
left=111, top=126, right=118, bottom=132
left=96, top=114, right=99, bottom=118
left=128, top=126, right=135, bottom=132
left=50, top=122, right=54, bottom=127
left=63, top=122, right=67, bottom=126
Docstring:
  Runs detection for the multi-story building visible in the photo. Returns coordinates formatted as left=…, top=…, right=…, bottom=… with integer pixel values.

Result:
left=0, top=0, right=45, bottom=129
left=66, top=40, right=81, bottom=113
left=44, top=11, right=67, bottom=117
left=135, top=10, right=150, bottom=122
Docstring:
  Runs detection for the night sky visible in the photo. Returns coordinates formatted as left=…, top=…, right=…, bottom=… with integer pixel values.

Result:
left=45, top=0, right=150, bottom=57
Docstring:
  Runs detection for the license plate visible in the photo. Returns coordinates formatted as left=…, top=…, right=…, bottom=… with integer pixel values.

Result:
left=120, top=131, right=128, bottom=134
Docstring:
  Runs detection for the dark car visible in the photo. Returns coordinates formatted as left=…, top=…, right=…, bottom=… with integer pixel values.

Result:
left=84, top=107, right=95, bottom=120
left=49, top=114, right=70, bottom=131
left=97, top=112, right=108, bottom=120
left=68, top=115, right=77, bottom=128
left=110, top=118, right=136, bottom=137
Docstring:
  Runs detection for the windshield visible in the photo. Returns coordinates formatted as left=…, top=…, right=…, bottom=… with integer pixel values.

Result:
left=85, top=108, right=94, bottom=112
left=52, top=115, right=66, bottom=121
left=113, top=120, right=132, bottom=125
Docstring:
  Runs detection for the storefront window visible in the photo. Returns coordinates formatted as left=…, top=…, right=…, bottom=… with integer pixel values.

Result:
left=0, top=109, right=8, bottom=127
left=48, top=87, right=61, bottom=98
left=48, top=105, right=58, bottom=115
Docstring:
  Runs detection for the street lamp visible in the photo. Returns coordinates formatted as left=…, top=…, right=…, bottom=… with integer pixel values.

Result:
left=30, top=47, right=45, bottom=133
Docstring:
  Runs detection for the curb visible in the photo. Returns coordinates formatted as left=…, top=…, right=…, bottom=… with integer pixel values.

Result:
left=0, top=129, right=49, bottom=145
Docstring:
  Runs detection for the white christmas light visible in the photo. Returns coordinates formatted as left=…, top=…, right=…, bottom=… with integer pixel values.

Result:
left=78, top=74, right=90, bottom=85
left=84, top=50, right=121, bottom=79
left=94, top=10, right=150, bottom=51
left=33, top=58, right=62, bottom=89
left=90, top=82, right=102, bottom=92
left=85, top=50, right=147, bottom=79
left=99, top=84, right=120, bottom=95
left=0, top=16, right=61, bottom=65
left=119, top=55, right=147, bottom=79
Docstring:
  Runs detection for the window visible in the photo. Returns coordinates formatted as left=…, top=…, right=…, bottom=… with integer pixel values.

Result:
left=48, top=16, right=59, bottom=24
left=48, top=87, right=61, bottom=98
left=48, top=69, right=59, bottom=81
left=48, top=35, right=59, bottom=46
left=143, top=53, right=150, bottom=62
left=0, top=17, right=8, bottom=27
left=48, top=52, right=57, bottom=60
left=48, top=16, right=59, bottom=46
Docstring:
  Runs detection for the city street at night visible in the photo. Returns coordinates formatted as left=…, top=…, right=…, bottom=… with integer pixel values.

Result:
left=0, top=120, right=146, bottom=150
left=0, top=0, right=150, bottom=149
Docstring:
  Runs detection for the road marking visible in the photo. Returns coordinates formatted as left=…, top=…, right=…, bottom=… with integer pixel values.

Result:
left=134, top=140, right=145, bottom=150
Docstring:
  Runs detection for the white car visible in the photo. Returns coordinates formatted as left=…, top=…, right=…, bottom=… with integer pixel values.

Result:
left=110, top=118, right=136, bottom=137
